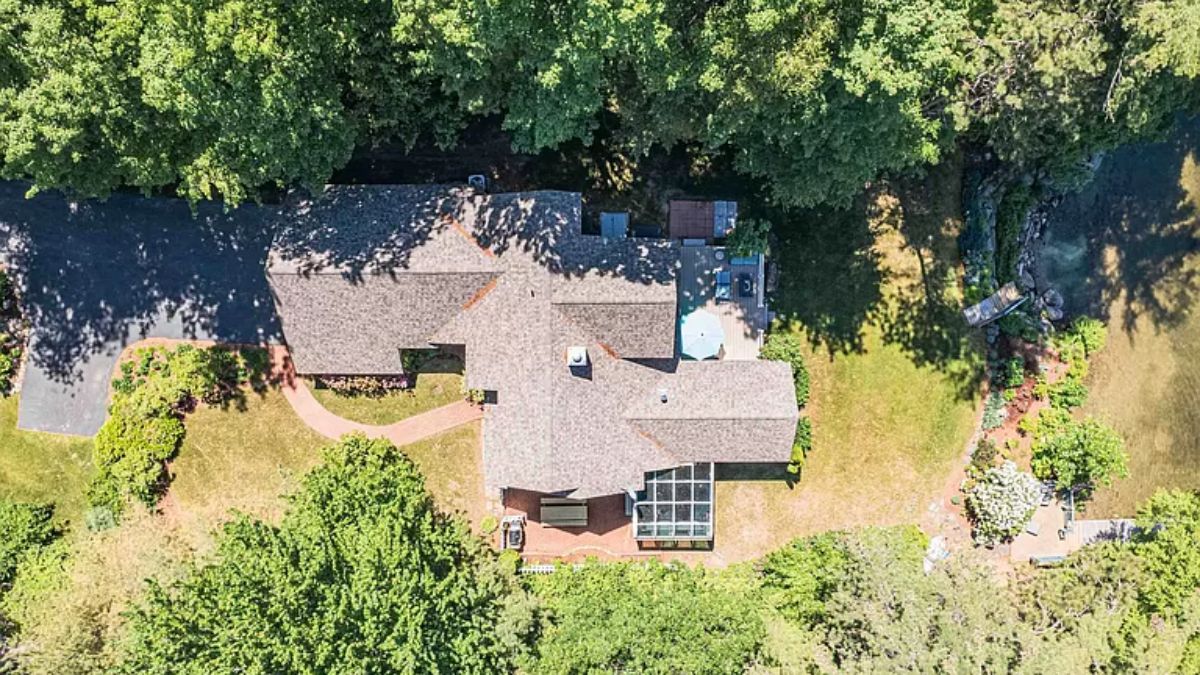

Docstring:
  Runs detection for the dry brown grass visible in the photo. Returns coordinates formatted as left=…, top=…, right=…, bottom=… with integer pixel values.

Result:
left=714, top=159, right=984, bottom=563
left=1079, top=150, right=1200, bottom=516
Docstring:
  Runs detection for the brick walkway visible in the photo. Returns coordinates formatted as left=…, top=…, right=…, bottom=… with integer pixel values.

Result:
left=269, top=346, right=482, bottom=446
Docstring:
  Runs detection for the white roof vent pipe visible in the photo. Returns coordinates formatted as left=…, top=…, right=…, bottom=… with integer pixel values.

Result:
left=567, top=346, right=589, bottom=368
left=659, top=388, right=669, bottom=403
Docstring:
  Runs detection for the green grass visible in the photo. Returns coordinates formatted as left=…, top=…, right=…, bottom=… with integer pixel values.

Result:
left=171, top=387, right=486, bottom=528
left=715, top=157, right=984, bottom=562
left=1043, top=123, right=1200, bottom=517
left=307, top=361, right=465, bottom=426
left=398, top=421, right=487, bottom=529
left=169, top=388, right=330, bottom=527
left=0, top=396, right=93, bottom=524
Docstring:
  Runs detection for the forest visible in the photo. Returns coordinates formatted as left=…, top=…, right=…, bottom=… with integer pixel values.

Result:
left=0, top=0, right=1197, bottom=207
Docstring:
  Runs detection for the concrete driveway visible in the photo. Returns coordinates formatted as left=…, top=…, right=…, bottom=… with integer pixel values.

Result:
left=0, top=182, right=284, bottom=436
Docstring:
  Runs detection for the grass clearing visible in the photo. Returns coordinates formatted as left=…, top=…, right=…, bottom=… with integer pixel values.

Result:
left=169, top=388, right=329, bottom=529
left=397, top=421, right=487, bottom=529
left=715, top=157, right=984, bottom=562
left=306, top=358, right=465, bottom=426
left=0, top=396, right=92, bottom=524
left=1034, top=118, right=1200, bottom=516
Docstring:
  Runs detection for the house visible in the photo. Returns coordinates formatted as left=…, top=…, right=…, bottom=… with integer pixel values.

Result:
left=266, top=185, right=798, bottom=548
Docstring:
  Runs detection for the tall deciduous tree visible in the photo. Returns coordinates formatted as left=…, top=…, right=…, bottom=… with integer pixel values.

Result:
left=118, top=434, right=533, bottom=674
left=698, top=0, right=972, bottom=207
left=965, top=0, right=1200, bottom=185
left=406, top=0, right=691, bottom=153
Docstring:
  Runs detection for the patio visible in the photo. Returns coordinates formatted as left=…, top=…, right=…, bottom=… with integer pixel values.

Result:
left=678, top=245, right=768, bottom=361
left=502, top=489, right=643, bottom=561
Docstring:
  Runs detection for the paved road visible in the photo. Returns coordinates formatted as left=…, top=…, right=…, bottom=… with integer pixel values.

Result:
left=0, top=182, right=284, bottom=436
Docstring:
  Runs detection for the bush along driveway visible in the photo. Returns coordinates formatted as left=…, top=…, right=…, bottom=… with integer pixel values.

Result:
left=0, top=181, right=283, bottom=436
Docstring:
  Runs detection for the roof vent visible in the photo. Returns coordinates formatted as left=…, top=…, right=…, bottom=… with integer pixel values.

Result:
left=659, top=388, right=669, bottom=403
left=567, top=346, right=589, bottom=368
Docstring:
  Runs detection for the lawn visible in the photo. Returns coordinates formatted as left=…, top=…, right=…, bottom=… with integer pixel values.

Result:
left=3, top=386, right=488, bottom=672
left=0, top=395, right=93, bottom=524
left=171, top=388, right=486, bottom=531
left=1034, top=117, right=1200, bottom=517
left=396, top=421, right=487, bottom=529
left=715, top=157, right=985, bottom=562
left=306, top=357, right=466, bottom=426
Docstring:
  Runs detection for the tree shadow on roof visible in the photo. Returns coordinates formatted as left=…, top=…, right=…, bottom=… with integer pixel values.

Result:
left=272, top=185, right=678, bottom=289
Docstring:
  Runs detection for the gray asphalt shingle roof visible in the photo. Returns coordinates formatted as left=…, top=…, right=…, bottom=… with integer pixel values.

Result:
left=267, top=185, right=798, bottom=497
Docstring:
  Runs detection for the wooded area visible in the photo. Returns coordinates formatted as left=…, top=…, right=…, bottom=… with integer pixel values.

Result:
left=0, top=0, right=1197, bottom=207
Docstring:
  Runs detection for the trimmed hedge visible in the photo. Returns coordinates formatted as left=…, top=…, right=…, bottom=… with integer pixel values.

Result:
left=761, top=332, right=810, bottom=407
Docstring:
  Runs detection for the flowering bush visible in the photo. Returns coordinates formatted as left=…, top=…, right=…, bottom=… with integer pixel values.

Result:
left=966, top=461, right=1041, bottom=545
left=981, top=391, right=1007, bottom=430
left=313, top=375, right=408, bottom=397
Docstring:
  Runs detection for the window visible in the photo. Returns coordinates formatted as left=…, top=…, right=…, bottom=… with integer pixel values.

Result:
left=632, top=463, right=714, bottom=541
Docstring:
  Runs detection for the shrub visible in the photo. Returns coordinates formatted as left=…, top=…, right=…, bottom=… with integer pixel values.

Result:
left=982, top=391, right=1007, bottom=430
left=88, top=396, right=185, bottom=515
left=1062, top=316, right=1107, bottom=357
left=966, top=461, right=1041, bottom=545
left=1030, top=411, right=1128, bottom=491
left=480, top=515, right=498, bottom=534
left=970, top=439, right=999, bottom=475
left=313, top=374, right=407, bottom=397
left=87, top=345, right=261, bottom=517
left=788, top=418, right=813, bottom=474
left=999, top=357, right=1025, bottom=389
left=1048, top=377, right=1088, bottom=409
left=0, top=500, right=57, bottom=586
left=761, top=332, right=810, bottom=407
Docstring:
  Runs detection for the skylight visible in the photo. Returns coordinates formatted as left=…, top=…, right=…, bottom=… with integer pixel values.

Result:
left=633, top=463, right=714, bottom=541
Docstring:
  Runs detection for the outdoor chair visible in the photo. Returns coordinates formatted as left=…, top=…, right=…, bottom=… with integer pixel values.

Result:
left=715, top=270, right=732, bottom=300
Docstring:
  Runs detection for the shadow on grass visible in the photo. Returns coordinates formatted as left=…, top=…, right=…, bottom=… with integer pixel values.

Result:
left=1037, top=115, right=1200, bottom=334
left=769, top=168, right=985, bottom=401
left=770, top=202, right=886, bottom=355
left=876, top=171, right=987, bottom=400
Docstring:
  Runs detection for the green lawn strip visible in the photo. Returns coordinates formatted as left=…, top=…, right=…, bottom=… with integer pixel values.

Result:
left=0, top=396, right=92, bottom=525
left=307, top=371, right=465, bottom=426
left=393, top=422, right=486, bottom=529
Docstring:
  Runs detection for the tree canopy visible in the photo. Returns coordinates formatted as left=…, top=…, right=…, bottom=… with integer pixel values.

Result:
left=525, top=561, right=765, bottom=674
left=0, top=0, right=1197, bottom=206
left=117, top=434, right=533, bottom=674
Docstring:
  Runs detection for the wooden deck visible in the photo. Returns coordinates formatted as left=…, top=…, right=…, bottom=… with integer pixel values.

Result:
left=678, top=245, right=766, bottom=361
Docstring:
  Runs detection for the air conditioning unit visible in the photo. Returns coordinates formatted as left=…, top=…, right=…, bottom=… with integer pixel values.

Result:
left=566, top=346, right=588, bottom=368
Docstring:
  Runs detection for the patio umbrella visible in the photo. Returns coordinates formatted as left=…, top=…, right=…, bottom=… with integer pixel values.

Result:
left=680, top=309, right=724, bottom=360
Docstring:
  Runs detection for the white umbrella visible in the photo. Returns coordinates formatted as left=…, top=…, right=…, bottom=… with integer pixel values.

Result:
left=680, top=309, right=724, bottom=360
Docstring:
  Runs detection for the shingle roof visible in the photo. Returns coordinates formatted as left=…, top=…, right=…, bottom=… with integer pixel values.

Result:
left=266, top=185, right=798, bottom=498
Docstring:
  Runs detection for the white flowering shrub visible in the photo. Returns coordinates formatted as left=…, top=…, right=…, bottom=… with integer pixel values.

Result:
left=966, top=461, right=1041, bottom=545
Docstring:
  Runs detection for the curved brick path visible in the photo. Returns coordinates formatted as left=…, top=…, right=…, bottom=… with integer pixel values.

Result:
left=269, top=346, right=482, bottom=445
